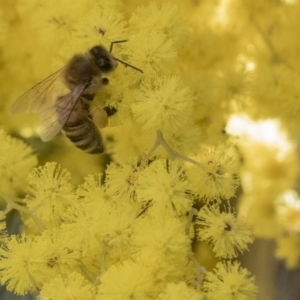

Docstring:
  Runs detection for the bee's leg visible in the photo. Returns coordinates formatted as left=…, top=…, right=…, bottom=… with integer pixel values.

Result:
left=82, top=94, right=95, bottom=101
left=103, top=106, right=117, bottom=117
left=92, top=106, right=117, bottom=128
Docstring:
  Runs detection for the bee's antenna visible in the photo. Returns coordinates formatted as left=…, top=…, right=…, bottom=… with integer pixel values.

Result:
left=109, top=40, right=143, bottom=73
left=114, top=58, right=143, bottom=73
left=109, top=40, right=128, bottom=52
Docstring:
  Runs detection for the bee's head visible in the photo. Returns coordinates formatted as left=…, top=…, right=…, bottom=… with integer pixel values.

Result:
left=90, top=45, right=117, bottom=73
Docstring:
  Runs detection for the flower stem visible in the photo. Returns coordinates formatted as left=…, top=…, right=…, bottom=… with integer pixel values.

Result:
left=0, top=191, right=45, bottom=231
left=141, top=130, right=205, bottom=169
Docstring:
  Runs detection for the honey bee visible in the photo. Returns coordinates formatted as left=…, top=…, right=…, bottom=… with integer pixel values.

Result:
left=11, top=40, right=142, bottom=154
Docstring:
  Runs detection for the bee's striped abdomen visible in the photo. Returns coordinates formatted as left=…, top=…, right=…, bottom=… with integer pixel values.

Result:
left=61, top=100, right=103, bottom=154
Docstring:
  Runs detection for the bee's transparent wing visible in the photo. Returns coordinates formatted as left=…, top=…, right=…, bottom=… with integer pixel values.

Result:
left=39, top=84, right=88, bottom=142
left=10, top=68, right=67, bottom=115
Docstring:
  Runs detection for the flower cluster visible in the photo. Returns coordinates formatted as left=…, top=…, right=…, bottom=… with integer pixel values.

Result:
left=9, top=0, right=299, bottom=298
left=197, top=205, right=254, bottom=258
left=203, top=261, right=257, bottom=300
left=186, top=146, right=240, bottom=202
left=0, top=128, right=37, bottom=196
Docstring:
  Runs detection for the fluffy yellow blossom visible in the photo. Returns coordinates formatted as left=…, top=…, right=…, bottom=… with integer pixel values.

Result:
left=76, top=173, right=105, bottom=202
left=72, top=171, right=141, bottom=262
left=129, top=2, right=188, bottom=46
left=203, top=261, right=257, bottom=300
left=62, top=200, right=110, bottom=255
left=0, top=230, right=81, bottom=296
left=157, top=282, right=204, bottom=300
left=102, top=202, right=138, bottom=265
left=197, top=205, right=254, bottom=258
left=67, top=199, right=139, bottom=282
left=22, top=0, right=88, bottom=70
left=132, top=215, right=190, bottom=261
left=104, top=157, right=140, bottom=202
left=152, top=125, right=202, bottom=158
left=123, top=32, right=177, bottom=80
left=71, top=7, right=128, bottom=51
left=0, top=128, right=37, bottom=196
left=0, top=235, right=44, bottom=295
left=136, top=159, right=192, bottom=216
left=33, top=0, right=91, bottom=38
left=91, top=0, right=124, bottom=11
left=38, top=271, right=96, bottom=300
left=104, top=120, right=149, bottom=161
left=275, top=234, right=300, bottom=268
left=63, top=194, right=138, bottom=261
left=25, top=162, right=75, bottom=227
left=32, top=230, right=80, bottom=278
left=132, top=76, right=194, bottom=136
left=186, top=146, right=240, bottom=202
left=133, top=250, right=187, bottom=286
left=97, top=260, right=160, bottom=300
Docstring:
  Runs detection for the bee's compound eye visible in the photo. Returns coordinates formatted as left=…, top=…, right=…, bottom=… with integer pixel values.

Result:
left=98, top=58, right=106, bottom=67
left=90, top=45, right=116, bottom=73
left=98, top=58, right=113, bottom=72
left=90, top=46, right=102, bottom=56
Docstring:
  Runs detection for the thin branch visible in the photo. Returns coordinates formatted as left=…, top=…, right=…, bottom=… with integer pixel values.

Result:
left=157, top=131, right=205, bottom=169
left=188, top=252, right=207, bottom=291
left=0, top=191, right=45, bottom=231
left=141, top=130, right=205, bottom=169
left=185, top=208, right=199, bottom=235
left=140, top=133, right=161, bottom=168
left=185, top=207, right=206, bottom=291
left=2, top=205, right=13, bottom=216
left=79, top=260, right=96, bottom=283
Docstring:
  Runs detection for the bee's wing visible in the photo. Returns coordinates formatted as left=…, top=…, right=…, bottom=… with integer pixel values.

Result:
left=39, top=84, right=88, bottom=142
left=10, top=68, right=67, bottom=115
